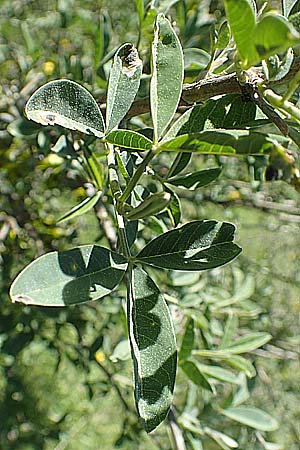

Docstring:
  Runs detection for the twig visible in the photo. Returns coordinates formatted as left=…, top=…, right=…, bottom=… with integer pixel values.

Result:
left=168, top=408, right=187, bottom=450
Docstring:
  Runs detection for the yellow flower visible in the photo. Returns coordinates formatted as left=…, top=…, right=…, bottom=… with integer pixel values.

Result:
left=43, top=61, right=55, bottom=76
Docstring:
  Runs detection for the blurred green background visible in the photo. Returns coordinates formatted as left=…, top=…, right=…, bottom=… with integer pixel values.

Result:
left=0, top=0, right=299, bottom=449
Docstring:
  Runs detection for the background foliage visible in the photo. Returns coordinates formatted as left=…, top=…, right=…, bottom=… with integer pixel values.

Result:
left=1, top=0, right=300, bottom=449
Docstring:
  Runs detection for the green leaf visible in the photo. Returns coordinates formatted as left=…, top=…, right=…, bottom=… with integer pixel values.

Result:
left=283, top=0, right=300, bottom=17
left=105, top=129, right=153, bottom=151
left=222, top=332, right=271, bottom=354
left=215, top=21, right=231, bottom=50
left=167, top=152, right=192, bottom=177
left=136, top=220, right=242, bottom=271
left=225, top=355, right=256, bottom=378
left=197, top=364, right=240, bottom=384
left=10, top=246, right=127, bottom=306
left=127, top=266, right=177, bottom=432
left=204, top=427, right=239, bottom=449
left=136, top=0, right=144, bottom=24
left=151, top=13, right=184, bottom=142
left=106, top=43, right=142, bottom=132
left=254, top=14, right=300, bottom=60
left=179, top=317, right=195, bottom=361
left=220, top=406, right=278, bottom=431
left=184, top=48, right=211, bottom=70
left=220, top=314, right=239, bottom=349
left=7, top=118, right=41, bottom=138
left=57, top=191, right=102, bottom=223
left=181, top=360, right=213, bottom=392
left=167, top=168, right=221, bottom=189
left=224, top=0, right=259, bottom=68
left=25, top=79, right=105, bottom=137
left=158, top=130, right=275, bottom=156
left=110, top=339, right=131, bottom=362
left=166, top=188, right=182, bottom=227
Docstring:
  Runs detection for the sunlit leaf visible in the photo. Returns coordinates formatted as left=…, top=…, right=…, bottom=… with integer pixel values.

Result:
left=255, top=14, right=300, bottom=60
left=10, top=246, right=127, bottom=306
left=151, top=13, right=184, bottom=142
left=158, top=130, right=275, bottom=156
left=57, top=191, right=102, bottom=223
left=127, top=266, right=177, bottom=432
left=106, top=43, right=142, bottom=132
left=136, top=220, right=241, bottom=270
left=105, top=129, right=153, bottom=151
left=25, top=79, right=105, bottom=137
left=220, top=406, right=278, bottom=431
left=224, top=0, right=258, bottom=68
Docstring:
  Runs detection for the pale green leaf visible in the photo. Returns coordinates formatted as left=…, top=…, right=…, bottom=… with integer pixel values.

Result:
left=10, top=246, right=127, bottom=306
left=255, top=14, right=300, bottom=60
left=136, top=220, right=241, bottom=271
left=158, top=130, right=275, bottom=156
left=151, top=13, right=184, bottom=142
left=225, top=355, right=256, bottom=378
left=197, top=364, right=240, bottom=384
left=105, top=129, right=153, bottom=151
left=25, top=79, right=105, bottom=137
left=57, top=191, right=102, bottom=223
left=106, top=43, right=142, bottom=132
left=110, top=339, right=131, bottom=362
left=222, top=332, right=271, bottom=354
left=205, top=427, right=239, bottom=449
left=220, top=406, right=278, bottom=431
left=224, top=0, right=259, bottom=68
left=127, top=266, right=177, bottom=432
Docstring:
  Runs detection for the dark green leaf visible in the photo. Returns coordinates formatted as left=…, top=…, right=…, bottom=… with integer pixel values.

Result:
left=179, top=317, right=195, bottom=361
left=105, top=129, right=153, bottom=151
left=106, top=43, right=142, bottom=132
left=127, top=267, right=177, bottom=432
left=10, top=246, right=127, bottom=306
left=25, top=79, right=105, bottom=137
left=181, top=360, right=213, bottom=392
left=166, top=189, right=181, bottom=227
left=136, top=220, right=242, bottom=271
left=57, top=191, right=102, bottom=223
left=158, top=130, right=275, bottom=156
left=167, top=152, right=192, bottom=177
left=7, top=118, right=41, bottom=138
left=283, top=0, right=300, bottom=17
left=220, top=407, right=278, bottom=431
left=151, top=13, right=184, bottom=142
left=167, top=168, right=221, bottom=189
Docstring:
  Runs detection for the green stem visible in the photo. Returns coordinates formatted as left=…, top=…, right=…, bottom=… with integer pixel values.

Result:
left=118, top=149, right=155, bottom=204
left=106, top=142, right=131, bottom=258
